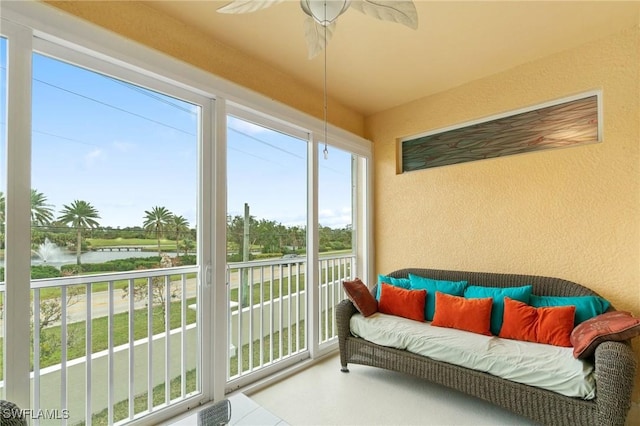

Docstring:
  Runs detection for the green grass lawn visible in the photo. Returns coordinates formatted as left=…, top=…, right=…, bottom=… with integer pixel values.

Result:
left=47, top=296, right=197, bottom=365
left=81, top=365, right=198, bottom=425
left=0, top=297, right=197, bottom=377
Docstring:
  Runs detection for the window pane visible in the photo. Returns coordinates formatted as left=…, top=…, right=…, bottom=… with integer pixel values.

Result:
left=31, top=54, right=198, bottom=271
left=318, top=144, right=355, bottom=344
left=319, top=145, right=353, bottom=252
left=31, top=53, right=199, bottom=423
left=226, top=115, right=308, bottom=379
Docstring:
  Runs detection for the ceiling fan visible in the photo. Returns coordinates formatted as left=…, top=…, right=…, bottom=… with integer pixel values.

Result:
left=217, top=1, right=419, bottom=58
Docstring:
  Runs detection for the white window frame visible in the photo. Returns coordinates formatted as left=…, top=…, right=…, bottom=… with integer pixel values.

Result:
left=2, top=16, right=216, bottom=423
left=1, top=17, right=34, bottom=410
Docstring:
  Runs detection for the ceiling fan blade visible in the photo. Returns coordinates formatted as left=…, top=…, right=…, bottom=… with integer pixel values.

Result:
left=217, top=0, right=284, bottom=14
left=304, top=16, right=335, bottom=59
left=350, top=1, right=418, bottom=29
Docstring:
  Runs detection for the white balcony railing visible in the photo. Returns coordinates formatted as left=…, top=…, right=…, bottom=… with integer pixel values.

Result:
left=318, top=255, right=354, bottom=344
left=1, top=266, right=200, bottom=426
left=0, top=253, right=354, bottom=425
left=227, top=253, right=355, bottom=381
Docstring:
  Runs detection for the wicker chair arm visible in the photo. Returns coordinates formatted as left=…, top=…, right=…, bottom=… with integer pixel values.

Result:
left=594, top=340, right=637, bottom=426
left=336, top=298, right=357, bottom=371
left=0, top=400, right=27, bottom=426
left=336, top=299, right=357, bottom=339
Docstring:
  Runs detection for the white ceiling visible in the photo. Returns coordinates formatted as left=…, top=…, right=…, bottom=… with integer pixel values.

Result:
left=146, top=1, right=640, bottom=116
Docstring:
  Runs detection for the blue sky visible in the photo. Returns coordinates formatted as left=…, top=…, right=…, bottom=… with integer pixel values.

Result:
left=1, top=44, right=353, bottom=229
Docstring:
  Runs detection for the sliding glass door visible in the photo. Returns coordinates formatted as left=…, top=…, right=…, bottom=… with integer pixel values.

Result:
left=226, top=113, right=309, bottom=385
left=318, top=144, right=356, bottom=346
left=0, top=25, right=212, bottom=422
left=224, top=113, right=366, bottom=383
left=29, top=50, right=207, bottom=424
left=1, top=2, right=371, bottom=423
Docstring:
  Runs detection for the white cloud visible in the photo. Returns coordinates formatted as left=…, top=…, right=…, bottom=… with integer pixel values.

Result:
left=228, top=116, right=268, bottom=135
left=84, top=148, right=104, bottom=167
left=319, top=208, right=352, bottom=228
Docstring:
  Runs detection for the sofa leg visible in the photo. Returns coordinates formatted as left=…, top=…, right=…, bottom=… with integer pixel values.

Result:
left=341, top=366, right=349, bottom=373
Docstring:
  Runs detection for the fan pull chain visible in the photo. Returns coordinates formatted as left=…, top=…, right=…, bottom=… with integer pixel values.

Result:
left=322, top=1, right=329, bottom=160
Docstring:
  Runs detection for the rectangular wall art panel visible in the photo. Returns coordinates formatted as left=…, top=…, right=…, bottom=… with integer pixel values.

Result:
left=400, top=92, right=601, bottom=172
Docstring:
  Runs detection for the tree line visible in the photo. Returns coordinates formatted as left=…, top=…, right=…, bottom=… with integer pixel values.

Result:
left=226, top=215, right=352, bottom=260
left=0, top=190, right=193, bottom=264
left=0, top=190, right=353, bottom=262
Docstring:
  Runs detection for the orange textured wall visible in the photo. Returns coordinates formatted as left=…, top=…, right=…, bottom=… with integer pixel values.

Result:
left=367, top=27, right=640, bottom=402
left=44, top=0, right=365, bottom=137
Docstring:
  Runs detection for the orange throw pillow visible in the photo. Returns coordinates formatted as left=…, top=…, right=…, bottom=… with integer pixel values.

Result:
left=499, top=297, right=575, bottom=347
left=378, top=283, right=426, bottom=322
left=431, top=292, right=492, bottom=336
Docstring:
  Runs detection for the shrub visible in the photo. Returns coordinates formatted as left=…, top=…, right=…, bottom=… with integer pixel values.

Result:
left=254, top=253, right=282, bottom=260
left=0, top=266, right=62, bottom=281
left=31, top=265, right=62, bottom=279
left=227, top=253, right=254, bottom=262
left=179, top=254, right=196, bottom=265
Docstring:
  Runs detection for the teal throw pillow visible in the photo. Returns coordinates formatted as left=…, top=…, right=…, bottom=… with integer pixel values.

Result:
left=530, top=295, right=610, bottom=325
left=376, top=274, right=411, bottom=300
left=464, top=285, right=533, bottom=335
left=408, top=274, right=468, bottom=321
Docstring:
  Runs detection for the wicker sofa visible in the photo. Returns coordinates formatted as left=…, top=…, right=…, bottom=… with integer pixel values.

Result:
left=336, top=268, right=637, bottom=426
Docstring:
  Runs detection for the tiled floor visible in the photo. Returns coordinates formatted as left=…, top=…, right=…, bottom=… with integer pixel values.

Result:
left=249, top=354, right=640, bottom=426
left=166, top=353, right=640, bottom=425
left=167, top=393, right=288, bottom=426
left=248, top=354, right=537, bottom=425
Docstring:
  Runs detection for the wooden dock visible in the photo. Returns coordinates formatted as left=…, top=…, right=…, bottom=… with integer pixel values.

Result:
left=94, top=246, right=144, bottom=252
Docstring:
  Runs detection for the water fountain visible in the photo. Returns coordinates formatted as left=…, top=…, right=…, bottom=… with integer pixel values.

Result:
left=34, top=238, right=65, bottom=263
left=0, top=238, right=159, bottom=269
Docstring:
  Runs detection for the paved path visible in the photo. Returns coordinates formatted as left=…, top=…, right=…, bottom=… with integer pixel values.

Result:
left=1, top=264, right=299, bottom=335
left=61, top=266, right=293, bottom=322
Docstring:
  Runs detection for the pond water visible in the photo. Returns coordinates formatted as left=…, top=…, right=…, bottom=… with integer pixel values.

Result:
left=0, top=239, right=178, bottom=268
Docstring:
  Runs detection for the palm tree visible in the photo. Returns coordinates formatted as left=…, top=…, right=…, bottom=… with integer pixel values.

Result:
left=143, top=206, right=172, bottom=256
left=169, top=215, right=190, bottom=257
left=57, top=200, right=101, bottom=266
left=179, top=238, right=195, bottom=256
left=30, top=188, right=55, bottom=227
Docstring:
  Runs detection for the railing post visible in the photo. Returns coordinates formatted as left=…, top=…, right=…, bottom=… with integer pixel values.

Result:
left=33, top=290, right=41, bottom=422
left=85, top=286, right=92, bottom=425
left=108, top=281, right=115, bottom=425
left=165, top=274, right=171, bottom=405
left=61, top=286, right=68, bottom=426
left=147, top=276, right=154, bottom=413
left=128, top=278, right=135, bottom=420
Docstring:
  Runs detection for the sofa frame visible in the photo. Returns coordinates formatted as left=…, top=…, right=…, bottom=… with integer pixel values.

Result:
left=336, top=268, right=637, bottom=426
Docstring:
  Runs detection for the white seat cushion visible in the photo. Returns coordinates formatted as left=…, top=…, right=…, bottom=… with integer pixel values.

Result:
left=350, top=312, right=595, bottom=399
